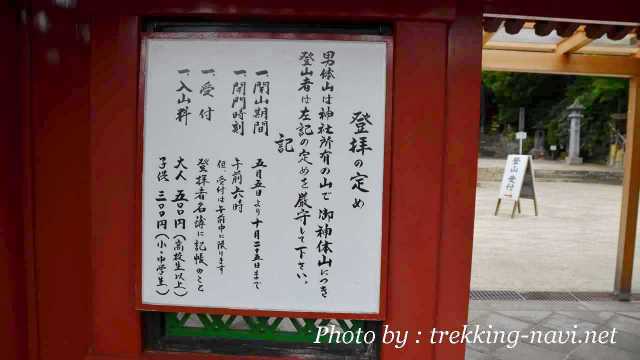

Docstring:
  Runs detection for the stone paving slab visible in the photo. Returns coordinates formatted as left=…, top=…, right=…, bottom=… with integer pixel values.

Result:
left=466, top=348, right=492, bottom=360
left=567, top=343, right=636, bottom=360
left=607, top=314, right=640, bottom=336
left=555, top=311, right=615, bottom=324
left=494, top=343, right=566, bottom=360
left=595, top=325, right=640, bottom=354
left=466, top=300, right=640, bottom=360
left=538, top=313, right=598, bottom=333
left=499, top=310, right=552, bottom=323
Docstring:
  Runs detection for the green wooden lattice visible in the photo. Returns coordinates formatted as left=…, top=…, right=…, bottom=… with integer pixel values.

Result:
left=166, top=313, right=365, bottom=343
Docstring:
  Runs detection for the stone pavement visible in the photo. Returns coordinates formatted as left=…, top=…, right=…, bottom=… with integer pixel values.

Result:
left=466, top=300, right=640, bottom=360
left=471, top=181, right=640, bottom=291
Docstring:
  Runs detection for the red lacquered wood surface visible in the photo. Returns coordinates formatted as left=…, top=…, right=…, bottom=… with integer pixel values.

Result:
left=28, top=1, right=93, bottom=359
left=435, top=2, right=483, bottom=360
left=90, top=16, right=143, bottom=356
left=1, top=3, right=28, bottom=360
left=380, top=21, right=448, bottom=360
left=19, top=2, right=486, bottom=359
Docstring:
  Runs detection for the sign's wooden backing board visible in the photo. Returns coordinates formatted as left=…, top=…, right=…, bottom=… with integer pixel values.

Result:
left=136, top=32, right=393, bottom=319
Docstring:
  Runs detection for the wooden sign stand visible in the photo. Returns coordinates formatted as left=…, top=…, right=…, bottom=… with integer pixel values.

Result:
left=494, top=197, right=537, bottom=218
left=495, top=155, right=539, bottom=218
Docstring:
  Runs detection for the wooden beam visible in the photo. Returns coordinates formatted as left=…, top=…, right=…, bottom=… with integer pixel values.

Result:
left=484, top=41, right=555, bottom=52
left=556, top=29, right=593, bottom=55
left=574, top=46, right=639, bottom=56
left=482, top=31, right=495, bottom=46
left=482, top=49, right=640, bottom=77
left=630, top=31, right=640, bottom=58
left=615, top=77, right=640, bottom=300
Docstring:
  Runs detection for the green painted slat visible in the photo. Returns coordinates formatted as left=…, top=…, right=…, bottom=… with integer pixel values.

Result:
left=165, top=313, right=364, bottom=343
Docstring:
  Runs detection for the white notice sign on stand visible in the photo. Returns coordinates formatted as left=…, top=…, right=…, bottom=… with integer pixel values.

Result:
left=495, top=155, right=539, bottom=218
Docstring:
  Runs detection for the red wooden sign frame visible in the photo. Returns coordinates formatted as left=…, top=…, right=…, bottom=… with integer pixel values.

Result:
left=134, top=31, right=394, bottom=320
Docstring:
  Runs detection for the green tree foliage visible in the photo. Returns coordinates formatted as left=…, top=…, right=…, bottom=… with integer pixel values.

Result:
left=483, top=72, right=628, bottom=162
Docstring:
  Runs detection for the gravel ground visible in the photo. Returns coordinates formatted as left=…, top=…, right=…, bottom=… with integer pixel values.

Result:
left=471, top=181, right=640, bottom=292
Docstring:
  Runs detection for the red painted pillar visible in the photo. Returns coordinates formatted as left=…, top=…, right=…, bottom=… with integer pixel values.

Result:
left=28, top=2, right=93, bottom=359
left=89, top=15, right=142, bottom=358
left=382, top=9, right=482, bottom=359
left=0, top=3, right=28, bottom=359
left=381, top=21, right=448, bottom=360
left=435, top=4, right=482, bottom=360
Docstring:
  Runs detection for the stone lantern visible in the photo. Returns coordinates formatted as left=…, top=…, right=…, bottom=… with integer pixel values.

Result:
left=566, top=99, right=584, bottom=165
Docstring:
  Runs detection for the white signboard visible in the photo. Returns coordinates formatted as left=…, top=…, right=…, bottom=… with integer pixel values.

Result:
left=140, top=35, right=389, bottom=316
left=496, top=155, right=539, bottom=217
left=499, top=155, right=532, bottom=200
